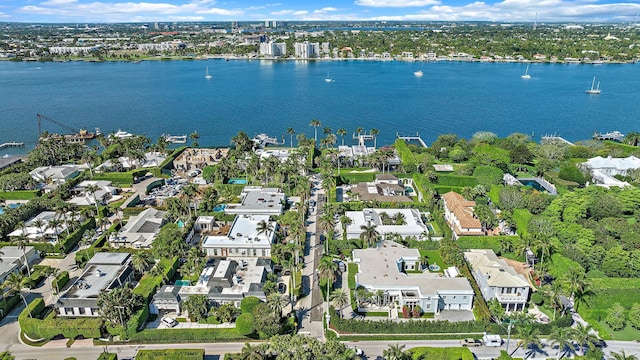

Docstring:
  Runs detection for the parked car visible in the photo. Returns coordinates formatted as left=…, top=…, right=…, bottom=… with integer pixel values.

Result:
left=278, top=283, right=287, bottom=294
left=594, top=339, right=607, bottom=348
left=161, top=316, right=178, bottom=328
left=461, top=338, right=482, bottom=347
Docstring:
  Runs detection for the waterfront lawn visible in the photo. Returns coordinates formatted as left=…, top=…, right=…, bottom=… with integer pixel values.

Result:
left=408, top=347, right=474, bottom=360
left=419, top=250, right=446, bottom=272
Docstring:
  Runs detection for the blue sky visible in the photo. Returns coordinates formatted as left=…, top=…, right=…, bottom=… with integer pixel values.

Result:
left=2, top=0, right=640, bottom=23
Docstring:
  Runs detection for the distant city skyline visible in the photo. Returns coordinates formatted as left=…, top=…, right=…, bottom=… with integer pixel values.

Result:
left=2, top=0, right=640, bottom=23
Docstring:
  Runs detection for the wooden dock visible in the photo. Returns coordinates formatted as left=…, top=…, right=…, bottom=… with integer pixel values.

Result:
left=396, top=133, right=428, bottom=148
left=0, top=142, right=24, bottom=149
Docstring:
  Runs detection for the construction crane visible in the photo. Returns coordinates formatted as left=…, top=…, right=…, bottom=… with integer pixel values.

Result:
left=37, top=113, right=95, bottom=142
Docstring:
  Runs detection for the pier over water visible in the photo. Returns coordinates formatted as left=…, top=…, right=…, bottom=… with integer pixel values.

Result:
left=0, top=142, right=24, bottom=149
left=396, top=133, right=428, bottom=148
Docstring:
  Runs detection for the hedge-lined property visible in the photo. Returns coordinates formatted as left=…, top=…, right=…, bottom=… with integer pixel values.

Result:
left=409, top=347, right=474, bottom=360
left=0, top=190, right=40, bottom=200
left=135, top=349, right=205, bottom=360
left=19, top=298, right=102, bottom=340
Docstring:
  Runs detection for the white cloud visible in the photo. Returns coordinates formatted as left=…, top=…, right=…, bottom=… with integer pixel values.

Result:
left=246, top=3, right=281, bottom=11
left=319, top=7, right=338, bottom=11
left=293, top=10, right=308, bottom=15
left=355, top=0, right=440, bottom=7
left=270, top=9, right=293, bottom=15
left=40, top=0, right=76, bottom=5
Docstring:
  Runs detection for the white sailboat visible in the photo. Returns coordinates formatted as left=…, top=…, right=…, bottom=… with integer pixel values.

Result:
left=414, top=70, right=424, bottom=77
left=324, top=72, right=334, bottom=83
left=585, top=76, right=601, bottom=94
left=521, top=64, right=531, bottom=79
left=205, top=67, right=212, bottom=79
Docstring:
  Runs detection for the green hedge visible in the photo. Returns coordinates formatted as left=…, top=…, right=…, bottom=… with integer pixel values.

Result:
left=60, top=217, right=96, bottom=254
left=240, top=297, right=261, bottom=314
left=96, top=353, right=117, bottom=360
left=128, top=328, right=250, bottom=343
left=0, top=294, right=21, bottom=320
left=330, top=313, right=486, bottom=334
left=337, top=172, right=375, bottom=185
left=235, top=313, right=255, bottom=336
left=53, top=270, right=69, bottom=292
left=134, top=257, right=179, bottom=303
left=135, top=349, right=204, bottom=360
left=0, top=190, right=40, bottom=200
left=19, top=298, right=102, bottom=339
left=395, top=139, right=417, bottom=171
left=348, top=263, right=358, bottom=290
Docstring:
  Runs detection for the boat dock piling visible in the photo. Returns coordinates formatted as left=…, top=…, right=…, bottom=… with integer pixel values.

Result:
left=396, top=133, right=428, bottom=148
left=0, top=142, right=24, bottom=149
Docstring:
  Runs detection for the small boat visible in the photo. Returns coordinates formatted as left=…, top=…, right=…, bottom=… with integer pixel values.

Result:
left=521, top=64, right=531, bottom=79
left=205, top=67, right=212, bottom=79
left=414, top=70, right=424, bottom=77
left=324, top=72, right=334, bottom=83
left=585, top=76, right=601, bottom=94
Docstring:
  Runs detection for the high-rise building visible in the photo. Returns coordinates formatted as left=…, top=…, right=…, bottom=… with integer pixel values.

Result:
left=294, top=41, right=320, bottom=58
left=260, top=42, right=286, bottom=56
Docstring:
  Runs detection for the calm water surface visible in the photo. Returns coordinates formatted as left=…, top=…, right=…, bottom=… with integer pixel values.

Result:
left=1, top=60, right=639, bottom=155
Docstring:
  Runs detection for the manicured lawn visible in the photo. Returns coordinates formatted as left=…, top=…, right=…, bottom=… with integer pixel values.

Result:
left=547, top=253, right=582, bottom=279
left=512, top=209, right=532, bottom=236
left=487, top=185, right=501, bottom=204
left=348, top=263, right=358, bottom=290
left=419, top=250, right=447, bottom=272
left=428, top=222, right=443, bottom=237
left=408, top=346, right=474, bottom=360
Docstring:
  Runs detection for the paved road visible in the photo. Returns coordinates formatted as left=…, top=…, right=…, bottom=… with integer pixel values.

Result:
left=3, top=338, right=639, bottom=360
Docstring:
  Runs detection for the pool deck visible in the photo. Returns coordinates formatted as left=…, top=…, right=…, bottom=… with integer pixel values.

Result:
left=518, top=177, right=557, bottom=195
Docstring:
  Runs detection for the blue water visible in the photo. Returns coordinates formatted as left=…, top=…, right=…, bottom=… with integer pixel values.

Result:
left=1, top=60, right=639, bottom=155
left=213, top=204, right=227, bottom=212
left=228, top=179, right=247, bottom=184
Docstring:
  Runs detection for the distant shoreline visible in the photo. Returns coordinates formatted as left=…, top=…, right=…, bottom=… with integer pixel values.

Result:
left=1, top=56, right=638, bottom=65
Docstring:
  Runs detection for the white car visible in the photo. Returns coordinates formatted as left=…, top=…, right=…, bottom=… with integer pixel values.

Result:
left=161, top=316, right=178, bottom=328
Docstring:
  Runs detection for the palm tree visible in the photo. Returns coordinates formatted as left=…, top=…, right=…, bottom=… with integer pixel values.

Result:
left=573, top=322, right=599, bottom=356
left=549, top=326, right=573, bottom=360
left=337, top=128, right=347, bottom=146
left=84, top=183, right=101, bottom=217
left=189, top=131, right=200, bottom=147
left=15, top=234, right=31, bottom=277
left=266, top=292, right=288, bottom=317
left=317, top=256, right=338, bottom=304
left=44, top=266, right=60, bottom=297
left=318, top=213, right=336, bottom=252
left=542, top=281, right=565, bottom=320
left=561, top=267, right=590, bottom=302
left=516, top=325, right=542, bottom=359
left=287, top=127, right=296, bottom=148
left=383, top=344, right=408, bottom=360
left=4, top=273, right=31, bottom=317
left=239, top=342, right=264, bottom=360
left=48, top=218, right=64, bottom=244
left=609, top=350, right=639, bottom=360
left=339, top=215, right=352, bottom=241
left=370, top=128, right=379, bottom=148
left=359, top=221, right=379, bottom=248
left=330, top=288, right=350, bottom=318
left=256, top=220, right=274, bottom=239
left=309, top=119, right=322, bottom=145
left=131, top=252, right=151, bottom=275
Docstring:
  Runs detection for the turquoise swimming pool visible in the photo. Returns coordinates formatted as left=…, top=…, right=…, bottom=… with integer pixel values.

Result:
left=227, top=179, right=247, bottom=184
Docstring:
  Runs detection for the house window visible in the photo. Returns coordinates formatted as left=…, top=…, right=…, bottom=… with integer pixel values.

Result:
left=213, top=249, right=218, bottom=256
left=463, top=296, right=468, bottom=300
left=426, top=304, right=431, bottom=309
left=78, top=307, right=85, bottom=315
left=253, top=249, right=257, bottom=256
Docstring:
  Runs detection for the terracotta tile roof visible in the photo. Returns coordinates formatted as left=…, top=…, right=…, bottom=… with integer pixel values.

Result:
left=442, top=192, right=482, bottom=232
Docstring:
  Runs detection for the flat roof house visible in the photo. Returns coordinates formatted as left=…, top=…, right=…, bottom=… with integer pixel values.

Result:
left=464, top=249, right=530, bottom=311
left=350, top=174, right=413, bottom=203
left=67, top=180, right=120, bottom=206
left=201, top=214, right=276, bottom=258
left=110, top=208, right=166, bottom=249
left=441, top=192, right=483, bottom=239
left=0, top=246, right=38, bottom=283
left=8, top=211, right=74, bottom=242
left=151, top=257, right=272, bottom=315
left=224, top=187, right=285, bottom=215
left=352, top=241, right=474, bottom=315
left=56, top=253, right=133, bottom=317
left=344, top=208, right=429, bottom=240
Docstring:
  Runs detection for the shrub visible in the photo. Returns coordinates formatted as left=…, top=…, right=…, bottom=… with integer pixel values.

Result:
left=96, top=353, right=117, bottom=360
left=409, top=347, right=474, bottom=360
left=53, top=271, right=69, bottom=293
left=402, top=305, right=410, bottom=318
left=240, top=296, right=261, bottom=314
left=629, top=303, right=640, bottom=330
left=19, top=298, right=102, bottom=339
left=129, top=328, right=248, bottom=343
left=135, top=349, right=205, bottom=360
left=235, top=313, right=255, bottom=336
left=605, top=303, right=626, bottom=331
left=558, top=165, right=586, bottom=186
left=531, top=293, right=544, bottom=306
left=412, top=305, right=423, bottom=318
left=60, top=217, right=96, bottom=253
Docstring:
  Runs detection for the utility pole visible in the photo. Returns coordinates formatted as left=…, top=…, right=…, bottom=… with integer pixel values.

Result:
left=506, top=318, right=513, bottom=354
